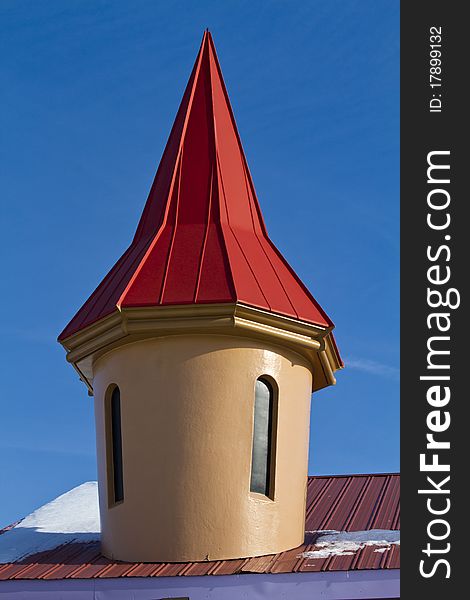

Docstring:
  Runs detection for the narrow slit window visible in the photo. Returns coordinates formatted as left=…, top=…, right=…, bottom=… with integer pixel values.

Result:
left=250, top=378, right=275, bottom=496
left=110, top=386, right=124, bottom=503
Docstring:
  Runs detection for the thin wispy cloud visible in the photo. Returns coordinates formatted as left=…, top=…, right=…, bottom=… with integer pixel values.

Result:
left=344, top=357, right=399, bottom=380
left=3, top=327, right=58, bottom=345
left=0, top=442, right=95, bottom=459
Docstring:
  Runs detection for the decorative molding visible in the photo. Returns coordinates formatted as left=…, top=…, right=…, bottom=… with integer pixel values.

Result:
left=59, top=303, right=342, bottom=394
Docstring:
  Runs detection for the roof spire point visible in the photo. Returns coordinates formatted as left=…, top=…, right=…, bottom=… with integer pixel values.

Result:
left=200, top=29, right=211, bottom=49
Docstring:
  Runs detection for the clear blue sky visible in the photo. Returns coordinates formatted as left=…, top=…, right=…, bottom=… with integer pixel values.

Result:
left=0, top=0, right=399, bottom=527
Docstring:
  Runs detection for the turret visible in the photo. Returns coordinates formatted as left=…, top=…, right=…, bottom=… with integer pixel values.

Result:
left=58, top=31, right=342, bottom=563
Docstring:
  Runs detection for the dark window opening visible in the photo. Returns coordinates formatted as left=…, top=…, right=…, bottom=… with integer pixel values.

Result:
left=110, top=386, right=124, bottom=503
left=250, top=378, right=276, bottom=497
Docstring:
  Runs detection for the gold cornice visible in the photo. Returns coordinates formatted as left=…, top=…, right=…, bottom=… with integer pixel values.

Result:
left=59, top=303, right=342, bottom=394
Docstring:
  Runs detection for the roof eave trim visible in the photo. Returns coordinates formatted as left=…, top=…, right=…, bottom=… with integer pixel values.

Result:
left=58, top=303, right=340, bottom=395
left=0, top=568, right=400, bottom=598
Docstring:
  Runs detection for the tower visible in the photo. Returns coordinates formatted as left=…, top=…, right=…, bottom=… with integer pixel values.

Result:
left=58, top=31, right=342, bottom=562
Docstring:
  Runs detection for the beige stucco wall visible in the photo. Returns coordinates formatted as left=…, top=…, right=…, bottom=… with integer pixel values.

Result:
left=92, top=333, right=313, bottom=562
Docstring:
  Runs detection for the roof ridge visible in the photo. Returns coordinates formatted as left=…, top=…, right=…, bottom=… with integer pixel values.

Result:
left=308, top=473, right=400, bottom=480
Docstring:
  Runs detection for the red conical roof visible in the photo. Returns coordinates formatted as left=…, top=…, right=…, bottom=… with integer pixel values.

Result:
left=59, top=32, right=333, bottom=341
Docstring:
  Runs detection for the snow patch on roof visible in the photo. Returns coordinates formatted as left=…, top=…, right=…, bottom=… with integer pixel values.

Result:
left=301, top=529, right=400, bottom=559
left=0, top=482, right=100, bottom=563
left=0, top=482, right=400, bottom=565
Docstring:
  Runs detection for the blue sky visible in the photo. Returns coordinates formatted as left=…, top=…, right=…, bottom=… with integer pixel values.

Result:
left=0, top=0, right=399, bottom=526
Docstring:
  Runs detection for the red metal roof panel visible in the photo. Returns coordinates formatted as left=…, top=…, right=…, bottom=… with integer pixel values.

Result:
left=59, top=31, right=334, bottom=342
left=0, top=474, right=399, bottom=581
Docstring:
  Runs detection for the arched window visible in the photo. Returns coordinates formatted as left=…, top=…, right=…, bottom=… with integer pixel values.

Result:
left=250, top=378, right=276, bottom=497
left=106, top=385, right=124, bottom=504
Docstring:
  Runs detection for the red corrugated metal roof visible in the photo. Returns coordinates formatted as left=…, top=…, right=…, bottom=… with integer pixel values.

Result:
left=0, top=474, right=400, bottom=581
left=59, top=31, right=334, bottom=341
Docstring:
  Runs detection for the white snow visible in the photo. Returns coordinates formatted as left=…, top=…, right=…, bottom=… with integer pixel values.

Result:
left=0, top=482, right=100, bottom=563
left=0, top=482, right=399, bottom=565
left=301, top=529, right=400, bottom=559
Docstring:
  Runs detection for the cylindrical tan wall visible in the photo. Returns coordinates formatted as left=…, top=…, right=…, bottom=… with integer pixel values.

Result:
left=92, top=334, right=313, bottom=562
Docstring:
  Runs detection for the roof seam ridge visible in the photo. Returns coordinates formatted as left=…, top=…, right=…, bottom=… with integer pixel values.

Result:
left=343, top=477, right=373, bottom=530
left=159, top=154, right=183, bottom=304
left=264, top=236, right=333, bottom=327
left=367, top=475, right=392, bottom=530
left=116, top=164, right=178, bottom=309
left=205, top=50, right=237, bottom=300
left=318, top=477, right=351, bottom=531
left=376, top=476, right=399, bottom=530
left=305, top=478, right=332, bottom=522
left=241, top=165, right=300, bottom=318
left=132, top=34, right=205, bottom=244
left=64, top=242, right=139, bottom=337
left=206, top=32, right=269, bottom=237
left=193, top=41, right=218, bottom=304
left=119, top=34, right=207, bottom=308
left=215, top=153, right=271, bottom=308
left=193, top=165, right=214, bottom=302
left=389, top=478, right=401, bottom=530
left=65, top=550, right=102, bottom=579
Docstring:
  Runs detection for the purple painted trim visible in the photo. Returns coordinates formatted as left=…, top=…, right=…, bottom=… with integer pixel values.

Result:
left=0, top=570, right=399, bottom=599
